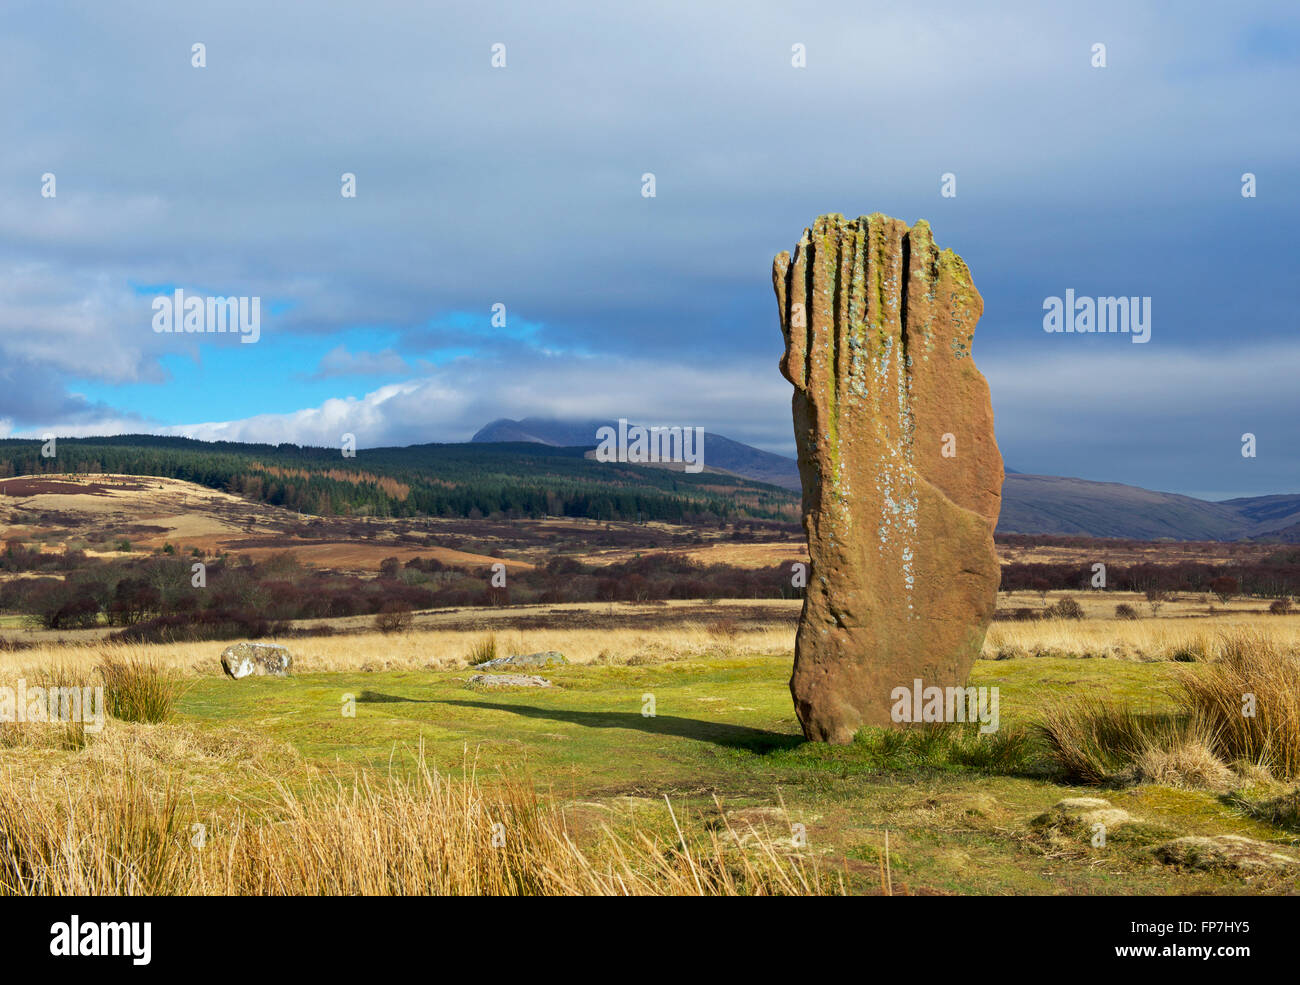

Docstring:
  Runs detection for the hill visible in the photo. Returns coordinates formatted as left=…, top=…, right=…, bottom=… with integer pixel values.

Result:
left=473, top=417, right=803, bottom=490
left=0, top=435, right=798, bottom=524
left=473, top=418, right=1300, bottom=542
left=4, top=433, right=1298, bottom=541
left=998, top=474, right=1250, bottom=540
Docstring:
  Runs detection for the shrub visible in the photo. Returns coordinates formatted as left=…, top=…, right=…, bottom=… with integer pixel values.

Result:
left=109, top=609, right=269, bottom=644
left=1209, top=575, right=1238, bottom=604
left=98, top=656, right=183, bottom=724
left=374, top=602, right=413, bottom=635
left=1047, top=596, right=1084, bottom=620
left=1269, top=597, right=1293, bottom=615
left=1114, top=603, right=1139, bottom=620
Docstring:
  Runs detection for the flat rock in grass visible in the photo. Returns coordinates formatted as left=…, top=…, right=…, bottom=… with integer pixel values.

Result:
left=1033, top=797, right=1139, bottom=831
left=220, top=642, right=293, bottom=680
left=475, top=650, right=567, bottom=671
left=1153, top=835, right=1300, bottom=873
left=468, top=673, right=554, bottom=689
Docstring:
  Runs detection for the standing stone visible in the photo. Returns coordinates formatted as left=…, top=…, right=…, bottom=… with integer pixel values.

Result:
left=220, top=642, right=293, bottom=679
left=772, top=214, right=1002, bottom=743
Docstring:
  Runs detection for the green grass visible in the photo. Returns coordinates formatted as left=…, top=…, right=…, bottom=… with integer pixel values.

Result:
left=152, top=654, right=1298, bottom=895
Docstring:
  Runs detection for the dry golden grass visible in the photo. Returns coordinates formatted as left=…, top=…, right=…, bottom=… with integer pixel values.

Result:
left=1037, top=697, right=1236, bottom=789
left=1178, top=631, right=1300, bottom=779
left=0, top=749, right=836, bottom=896
left=6, top=593, right=1300, bottom=677
left=0, top=615, right=799, bottom=678
left=1037, top=629, right=1300, bottom=785
left=985, top=597, right=1300, bottom=662
left=1133, top=737, right=1234, bottom=790
left=579, top=541, right=807, bottom=569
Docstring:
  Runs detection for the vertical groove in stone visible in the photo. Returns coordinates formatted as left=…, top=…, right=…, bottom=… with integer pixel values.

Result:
left=801, top=239, right=813, bottom=393
left=899, top=230, right=911, bottom=369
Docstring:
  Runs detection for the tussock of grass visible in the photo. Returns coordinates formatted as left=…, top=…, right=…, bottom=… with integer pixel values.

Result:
left=1227, top=787, right=1300, bottom=833
left=1168, top=636, right=1212, bottom=663
left=851, top=724, right=1039, bottom=775
left=98, top=655, right=183, bottom=724
left=466, top=634, right=498, bottom=666
left=1132, top=737, right=1233, bottom=790
left=1036, top=699, right=1227, bottom=786
left=1039, top=631, right=1300, bottom=785
left=1178, top=630, right=1300, bottom=779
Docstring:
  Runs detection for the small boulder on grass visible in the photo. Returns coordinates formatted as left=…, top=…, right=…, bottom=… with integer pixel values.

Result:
left=220, top=642, right=292, bottom=680
left=1153, top=835, right=1299, bottom=873
left=1033, top=797, right=1139, bottom=832
left=467, top=673, right=554, bottom=689
left=475, top=650, right=567, bottom=671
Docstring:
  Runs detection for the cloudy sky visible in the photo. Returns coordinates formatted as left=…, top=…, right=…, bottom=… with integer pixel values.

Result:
left=1, top=0, right=1296, bottom=500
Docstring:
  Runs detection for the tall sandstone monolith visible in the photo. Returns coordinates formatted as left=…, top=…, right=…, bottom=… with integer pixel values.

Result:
left=773, top=214, right=1003, bottom=743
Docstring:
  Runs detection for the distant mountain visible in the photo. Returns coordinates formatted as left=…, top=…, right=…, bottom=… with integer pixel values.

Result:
left=998, top=474, right=1250, bottom=540
left=1216, top=493, right=1300, bottom=538
left=472, top=418, right=605, bottom=446
left=472, top=417, right=803, bottom=490
left=472, top=418, right=1300, bottom=542
left=998, top=477, right=1300, bottom=542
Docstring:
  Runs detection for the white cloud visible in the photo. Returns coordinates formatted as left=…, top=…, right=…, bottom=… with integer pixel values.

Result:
left=309, top=345, right=412, bottom=379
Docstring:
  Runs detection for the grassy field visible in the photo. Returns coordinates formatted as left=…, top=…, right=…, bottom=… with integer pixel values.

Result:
left=2, top=596, right=1299, bottom=895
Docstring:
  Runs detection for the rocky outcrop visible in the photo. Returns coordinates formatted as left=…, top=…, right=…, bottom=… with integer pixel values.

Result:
left=773, top=214, right=1003, bottom=742
left=220, top=642, right=293, bottom=679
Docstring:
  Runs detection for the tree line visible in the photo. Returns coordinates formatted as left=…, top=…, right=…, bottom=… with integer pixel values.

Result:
left=0, top=435, right=797, bottom=523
